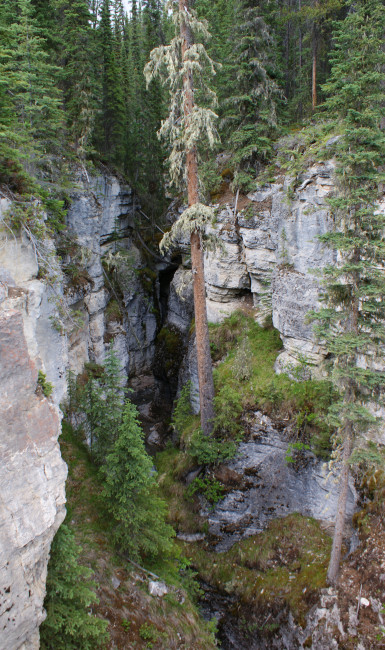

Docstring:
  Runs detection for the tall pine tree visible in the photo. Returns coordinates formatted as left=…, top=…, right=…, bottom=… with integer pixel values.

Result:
left=313, top=0, right=385, bottom=585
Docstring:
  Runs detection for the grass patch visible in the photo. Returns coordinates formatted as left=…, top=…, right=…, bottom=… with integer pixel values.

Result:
left=209, top=310, right=335, bottom=459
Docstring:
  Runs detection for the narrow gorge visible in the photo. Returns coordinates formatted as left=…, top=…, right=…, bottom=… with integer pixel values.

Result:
left=1, top=156, right=384, bottom=649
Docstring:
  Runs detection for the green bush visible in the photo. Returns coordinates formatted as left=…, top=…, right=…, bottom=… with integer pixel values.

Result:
left=187, top=476, right=225, bottom=507
left=172, top=382, right=194, bottom=437
left=188, top=428, right=237, bottom=465
left=37, top=370, right=53, bottom=398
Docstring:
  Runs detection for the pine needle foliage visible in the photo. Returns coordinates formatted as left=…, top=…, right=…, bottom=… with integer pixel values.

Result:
left=40, top=523, right=109, bottom=650
left=313, top=0, right=385, bottom=435
left=100, top=400, right=175, bottom=561
left=0, top=0, right=64, bottom=180
left=310, top=0, right=385, bottom=584
left=79, top=344, right=125, bottom=465
left=223, top=1, right=281, bottom=191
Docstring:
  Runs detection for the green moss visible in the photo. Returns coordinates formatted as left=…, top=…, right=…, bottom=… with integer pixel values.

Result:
left=105, top=298, right=123, bottom=324
left=182, top=514, right=331, bottom=626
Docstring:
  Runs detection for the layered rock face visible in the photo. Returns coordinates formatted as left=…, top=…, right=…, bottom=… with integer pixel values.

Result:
left=204, top=161, right=337, bottom=375
left=0, top=200, right=67, bottom=650
left=206, top=412, right=356, bottom=552
left=65, top=172, right=158, bottom=378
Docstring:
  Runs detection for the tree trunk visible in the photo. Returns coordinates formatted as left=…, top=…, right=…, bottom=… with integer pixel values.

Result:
left=312, top=0, right=318, bottom=111
left=327, top=424, right=352, bottom=585
left=180, top=0, right=215, bottom=435
left=312, top=24, right=317, bottom=111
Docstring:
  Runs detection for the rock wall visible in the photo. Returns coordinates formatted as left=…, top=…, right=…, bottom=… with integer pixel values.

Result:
left=64, top=170, right=158, bottom=378
left=0, top=200, right=67, bottom=649
left=206, top=412, right=357, bottom=552
left=0, top=169, right=164, bottom=649
left=204, top=161, right=337, bottom=375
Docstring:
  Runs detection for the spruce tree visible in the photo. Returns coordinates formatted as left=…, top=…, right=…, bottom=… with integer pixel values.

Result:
left=101, top=400, right=175, bottom=561
left=313, top=0, right=385, bottom=585
left=0, top=0, right=63, bottom=178
left=53, top=0, right=97, bottom=158
left=95, top=0, right=125, bottom=167
left=145, top=0, right=219, bottom=436
left=40, top=524, right=109, bottom=650
left=80, top=345, right=124, bottom=465
left=223, top=0, right=280, bottom=190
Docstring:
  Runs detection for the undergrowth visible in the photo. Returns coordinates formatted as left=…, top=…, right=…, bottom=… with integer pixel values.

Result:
left=57, top=421, right=218, bottom=649
left=210, top=310, right=335, bottom=459
left=156, top=310, right=335, bottom=533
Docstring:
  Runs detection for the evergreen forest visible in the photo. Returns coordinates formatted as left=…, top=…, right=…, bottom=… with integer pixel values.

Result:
left=1, top=0, right=385, bottom=648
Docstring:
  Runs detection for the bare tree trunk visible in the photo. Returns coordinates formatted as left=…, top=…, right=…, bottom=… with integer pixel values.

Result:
left=312, top=24, right=317, bottom=111
left=327, top=426, right=352, bottom=585
left=312, top=0, right=318, bottom=111
left=180, top=0, right=215, bottom=436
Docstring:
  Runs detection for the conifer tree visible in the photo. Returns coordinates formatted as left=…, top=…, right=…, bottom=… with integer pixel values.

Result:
left=101, top=400, right=175, bottom=561
left=40, top=524, right=109, bottom=649
left=145, top=0, right=219, bottom=436
left=81, top=344, right=124, bottom=465
left=223, top=0, right=280, bottom=190
left=95, top=0, right=125, bottom=166
left=53, top=0, right=97, bottom=158
left=0, top=0, right=64, bottom=178
left=314, top=0, right=385, bottom=585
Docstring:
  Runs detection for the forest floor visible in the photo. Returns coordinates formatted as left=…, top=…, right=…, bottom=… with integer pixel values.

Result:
left=334, top=509, right=385, bottom=649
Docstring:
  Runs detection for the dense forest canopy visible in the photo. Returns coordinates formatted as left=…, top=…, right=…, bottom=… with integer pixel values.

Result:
left=0, top=0, right=362, bottom=213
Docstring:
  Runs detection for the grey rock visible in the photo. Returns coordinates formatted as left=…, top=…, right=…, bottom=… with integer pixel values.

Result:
left=148, top=580, right=168, bottom=597
left=205, top=412, right=356, bottom=551
left=177, top=533, right=206, bottom=542
left=0, top=310, right=67, bottom=650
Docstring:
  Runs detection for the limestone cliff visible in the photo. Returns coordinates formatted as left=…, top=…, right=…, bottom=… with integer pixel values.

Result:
left=0, top=199, right=67, bottom=650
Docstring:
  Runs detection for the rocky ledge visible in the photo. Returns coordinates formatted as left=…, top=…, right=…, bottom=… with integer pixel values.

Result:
left=204, top=412, right=357, bottom=552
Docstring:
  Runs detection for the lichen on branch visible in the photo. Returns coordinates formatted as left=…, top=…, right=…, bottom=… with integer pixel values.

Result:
left=159, top=203, right=214, bottom=253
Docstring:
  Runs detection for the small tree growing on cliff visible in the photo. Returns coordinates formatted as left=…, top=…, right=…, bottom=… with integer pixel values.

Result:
left=144, top=0, right=219, bottom=436
left=312, top=0, right=385, bottom=585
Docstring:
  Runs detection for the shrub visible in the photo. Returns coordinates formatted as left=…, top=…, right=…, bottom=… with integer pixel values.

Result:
left=37, top=370, right=53, bottom=398
left=188, top=428, right=237, bottom=465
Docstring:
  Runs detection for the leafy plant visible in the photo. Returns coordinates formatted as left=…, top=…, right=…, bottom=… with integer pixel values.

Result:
left=187, top=476, right=225, bottom=507
left=121, top=619, right=131, bottom=632
left=188, top=428, right=237, bottom=465
left=285, top=441, right=311, bottom=464
left=37, top=370, right=53, bottom=398
left=139, top=622, right=158, bottom=644
left=172, top=381, right=194, bottom=438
